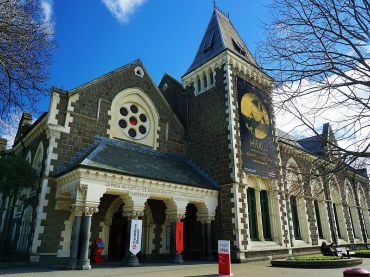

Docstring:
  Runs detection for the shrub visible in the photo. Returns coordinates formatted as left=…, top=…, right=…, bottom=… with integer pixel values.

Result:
left=354, top=250, right=370, bottom=254
left=287, top=255, right=342, bottom=261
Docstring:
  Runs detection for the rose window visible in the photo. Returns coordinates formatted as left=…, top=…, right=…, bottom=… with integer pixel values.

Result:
left=118, top=103, right=150, bottom=140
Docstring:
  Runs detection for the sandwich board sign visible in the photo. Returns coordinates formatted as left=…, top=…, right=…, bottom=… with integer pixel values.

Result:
left=218, top=240, right=232, bottom=276
left=129, top=219, right=142, bottom=255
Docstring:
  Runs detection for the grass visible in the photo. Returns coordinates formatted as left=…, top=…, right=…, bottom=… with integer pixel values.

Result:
left=287, top=255, right=342, bottom=261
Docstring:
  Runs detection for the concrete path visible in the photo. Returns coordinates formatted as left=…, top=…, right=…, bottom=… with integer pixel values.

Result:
left=0, top=259, right=369, bottom=277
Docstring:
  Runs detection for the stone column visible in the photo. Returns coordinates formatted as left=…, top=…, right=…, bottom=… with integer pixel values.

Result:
left=77, top=206, right=98, bottom=270
left=255, top=188, right=265, bottom=242
left=167, top=214, right=185, bottom=264
left=67, top=206, right=83, bottom=269
left=199, top=215, right=215, bottom=261
left=201, top=222, right=206, bottom=259
left=123, top=210, right=144, bottom=267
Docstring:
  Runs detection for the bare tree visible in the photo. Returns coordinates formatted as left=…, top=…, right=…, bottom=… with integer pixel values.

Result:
left=258, top=0, right=370, bottom=171
left=0, top=0, right=55, bottom=134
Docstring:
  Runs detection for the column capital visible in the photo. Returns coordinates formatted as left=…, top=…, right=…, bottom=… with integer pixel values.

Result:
left=71, top=205, right=99, bottom=216
left=198, top=215, right=215, bottom=224
left=166, top=213, right=185, bottom=222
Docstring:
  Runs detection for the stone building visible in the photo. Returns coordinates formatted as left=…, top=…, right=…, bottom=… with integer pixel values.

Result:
left=0, top=8, right=369, bottom=269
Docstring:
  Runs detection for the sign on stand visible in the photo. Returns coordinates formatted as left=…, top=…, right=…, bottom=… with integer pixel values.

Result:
left=218, top=240, right=232, bottom=276
left=129, top=219, right=143, bottom=255
left=175, top=222, right=184, bottom=253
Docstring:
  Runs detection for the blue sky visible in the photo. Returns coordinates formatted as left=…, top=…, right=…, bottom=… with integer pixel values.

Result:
left=43, top=0, right=272, bottom=111
left=3, top=0, right=273, bottom=144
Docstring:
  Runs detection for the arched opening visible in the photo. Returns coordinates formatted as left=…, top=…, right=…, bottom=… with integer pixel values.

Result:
left=140, top=203, right=154, bottom=258
left=17, top=205, right=33, bottom=253
left=203, top=74, right=208, bottom=90
left=183, top=203, right=202, bottom=259
left=209, top=68, right=214, bottom=86
left=108, top=204, right=128, bottom=261
left=197, top=76, right=201, bottom=94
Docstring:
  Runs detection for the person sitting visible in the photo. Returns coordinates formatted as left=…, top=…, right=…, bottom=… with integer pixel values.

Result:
left=320, top=242, right=338, bottom=256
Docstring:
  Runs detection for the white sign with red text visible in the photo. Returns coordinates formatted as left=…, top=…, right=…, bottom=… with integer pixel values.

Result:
left=218, top=240, right=232, bottom=276
left=129, top=220, right=142, bottom=255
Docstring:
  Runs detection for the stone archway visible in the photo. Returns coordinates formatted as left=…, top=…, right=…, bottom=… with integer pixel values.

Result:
left=108, top=204, right=128, bottom=261
left=183, top=203, right=202, bottom=259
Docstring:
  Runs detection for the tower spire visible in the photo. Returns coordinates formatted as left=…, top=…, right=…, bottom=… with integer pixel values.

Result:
left=213, top=0, right=216, bottom=9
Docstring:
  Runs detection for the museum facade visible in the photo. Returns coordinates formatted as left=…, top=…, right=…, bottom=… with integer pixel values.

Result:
left=0, top=8, right=369, bottom=269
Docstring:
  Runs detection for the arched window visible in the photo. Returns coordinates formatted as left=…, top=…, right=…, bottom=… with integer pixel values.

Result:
left=358, top=186, right=370, bottom=238
left=108, top=88, right=160, bottom=149
left=209, top=69, right=214, bottom=85
left=311, top=174, right=331, bottom=242
left=32, top=142, right=44, bottom=177
left=25, top=151, right=31, bottom=164
left=345, top=181, right=362, bottom=241
left=17, top=205, right=33, bottom=253
left=203, top=74, right=208, bottom=90
left=246, top=177, right=282, bottom=246
left=330, top=179, right=348, bottom=242
left=197, top=77, right=201, bottom=93
left=285, top=158, right=311, bottom=245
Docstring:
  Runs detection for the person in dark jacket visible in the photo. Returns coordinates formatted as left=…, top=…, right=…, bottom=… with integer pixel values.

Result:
left=320, top=242, right=338, bottom=256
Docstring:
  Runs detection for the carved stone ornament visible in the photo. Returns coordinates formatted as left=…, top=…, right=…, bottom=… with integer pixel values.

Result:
left=71, top=205, right=84, bottom=216
left=198, top=216, right=215, bottom=224
left=123, top=210, right=144, bottom=219
left=71, top=205, right=99, bottom=216
left=166, top=213, right=185, bottom=222
left=79, top=184, right=88, bottom=194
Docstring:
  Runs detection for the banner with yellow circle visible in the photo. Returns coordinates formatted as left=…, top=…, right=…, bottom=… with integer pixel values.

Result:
left=237, top=77, right=277, bottom=178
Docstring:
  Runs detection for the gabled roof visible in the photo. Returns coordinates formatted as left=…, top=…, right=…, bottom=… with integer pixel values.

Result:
left=184, top=8, right=258, bottom=76
left=55, top=136, right=218, bottom=190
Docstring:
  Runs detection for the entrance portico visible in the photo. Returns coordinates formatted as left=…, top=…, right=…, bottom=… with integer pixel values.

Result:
left=56, top=164, right=218, bottom=270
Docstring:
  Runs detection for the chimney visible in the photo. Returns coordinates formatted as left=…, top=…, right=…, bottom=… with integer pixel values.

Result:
left=21, top=112, right=33, bottom=128
left=0, top=138, right=7, bottom=152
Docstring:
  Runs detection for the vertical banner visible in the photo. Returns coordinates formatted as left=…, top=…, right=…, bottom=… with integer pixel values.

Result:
left=218, top=240, right=232, bottom=276
left=129, top=219, right=142, bottom=255
left=175, top=221, right=184, bottom=253
left=237, top=76, right=277, bottom=178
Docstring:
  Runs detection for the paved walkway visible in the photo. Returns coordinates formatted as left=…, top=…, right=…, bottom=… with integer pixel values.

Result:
left=0, top=259, right=369, bottom=277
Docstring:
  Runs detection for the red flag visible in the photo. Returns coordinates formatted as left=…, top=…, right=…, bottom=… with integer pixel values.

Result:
left=175, top=222, right=184, bottom=253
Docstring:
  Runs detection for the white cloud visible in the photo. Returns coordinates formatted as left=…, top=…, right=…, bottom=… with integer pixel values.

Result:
left=0, top=113, right=22, bottom=149
left=41, top=0, right=54, bottom=35
left=274, top=66, right=370, bottom=169
left=102, top=0, right=146, bottom=23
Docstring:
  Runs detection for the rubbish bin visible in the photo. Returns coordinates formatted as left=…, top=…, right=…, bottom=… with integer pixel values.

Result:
left=343, top=268, right=370, bottom=277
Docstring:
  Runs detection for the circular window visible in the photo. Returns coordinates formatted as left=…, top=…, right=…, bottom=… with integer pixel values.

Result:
left=117, top=102, right=150, bottom=140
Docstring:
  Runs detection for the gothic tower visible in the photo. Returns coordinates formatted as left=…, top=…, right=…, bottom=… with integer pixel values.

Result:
left=181, top=8, right=290, bottom=261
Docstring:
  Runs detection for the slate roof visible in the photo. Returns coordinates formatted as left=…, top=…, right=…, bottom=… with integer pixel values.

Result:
left=276, top=129, right=305, bottom=150
left=56, top=137, right=218, bottom=190
left=184, top=8, right=258, bottom=76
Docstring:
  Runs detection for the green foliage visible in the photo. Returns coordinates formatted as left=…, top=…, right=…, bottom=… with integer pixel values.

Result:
left=287, top=255, right=342, bottom=261
left=355, top=250, right=370, bottom=254
left=0, top=155, right=39, bottom=193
